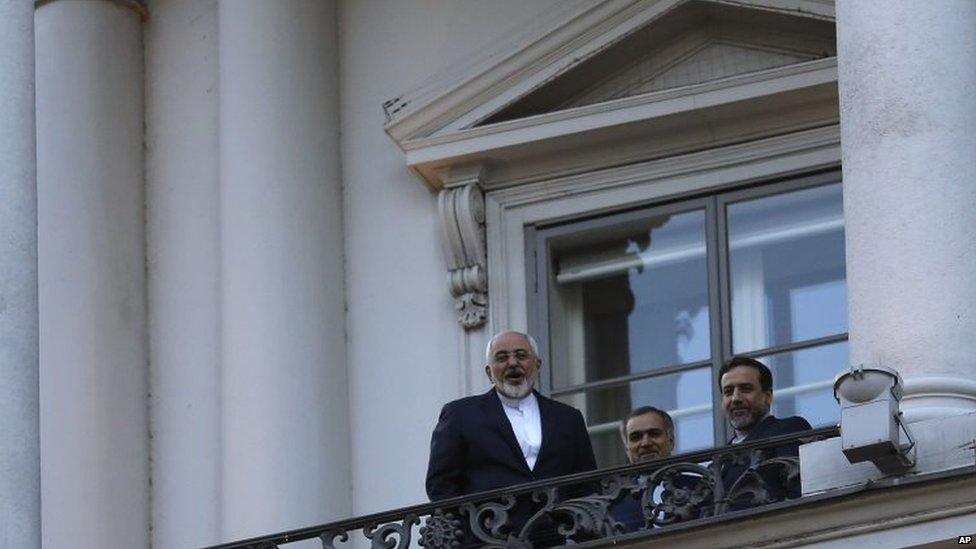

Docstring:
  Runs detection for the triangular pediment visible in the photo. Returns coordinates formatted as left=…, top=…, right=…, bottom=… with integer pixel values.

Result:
left=384, top=0, right=837, bottom=188
left=480, top=0, right=835, bottom=124
left=566, top=42, right=815, bottom=107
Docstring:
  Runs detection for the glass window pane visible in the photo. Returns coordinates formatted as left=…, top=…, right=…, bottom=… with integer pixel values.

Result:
left=548, top=209, right=710, bottom=389
left=589, top=429, right=627, bottom=470
left=754, top=341, right=848, bottom=429
left=727, top=183, right=847, bottom=354
left=556, top=367, right=714, bottom=468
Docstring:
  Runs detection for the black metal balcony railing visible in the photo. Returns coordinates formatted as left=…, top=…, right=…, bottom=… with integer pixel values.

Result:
left=206, top=426, right=838, bottom=549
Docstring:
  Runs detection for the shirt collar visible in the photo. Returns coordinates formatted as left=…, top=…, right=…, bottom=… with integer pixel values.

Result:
left=498, top=390, right=537, bottom=411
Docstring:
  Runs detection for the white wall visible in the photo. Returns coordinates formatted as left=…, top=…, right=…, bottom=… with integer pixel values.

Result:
left=338, top=0, right=574, bottom=515
left=0, top=3, right=39, bottom=547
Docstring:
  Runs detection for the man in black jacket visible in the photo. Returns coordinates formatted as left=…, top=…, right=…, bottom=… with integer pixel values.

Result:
left=611, top=406, right=676, bottom=532
left=426, top=331, right=597, bottom=500
left=719, top=356, right=811, bottom=508
left=425, top=331, right=597, bottom=546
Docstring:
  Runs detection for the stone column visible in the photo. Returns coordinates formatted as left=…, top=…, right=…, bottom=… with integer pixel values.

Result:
left=35, top=1, right=148, bottom=547
left=0, top=2, right=39, bottom=547
left=218, top=0, right=350, bottom=541
left=146, top=1, right=221, bottom=548
left=837, top=0, right=976, bottom=421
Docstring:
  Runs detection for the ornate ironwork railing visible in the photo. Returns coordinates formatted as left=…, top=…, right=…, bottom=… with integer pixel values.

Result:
left=206, top=426, right=838, bottom=549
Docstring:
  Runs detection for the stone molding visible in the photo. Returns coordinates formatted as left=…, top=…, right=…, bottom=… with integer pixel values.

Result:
left=384, top=0, right=834, bottom=142
left=35, top=0, right=148, bottom=21
left=437, top=168, right=488, bottom=329
left=902, top=375, right=976, bottom=423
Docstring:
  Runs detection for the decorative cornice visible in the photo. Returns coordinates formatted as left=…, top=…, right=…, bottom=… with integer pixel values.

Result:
left=437, top=166, right=488, bottom=329
left=397, top=43, right=838, bottom=188
left=35, top=0, right=148, bottom=21
left=383, top=0, right=835, bottom=146
left=488, top=124, right=841, bottom=203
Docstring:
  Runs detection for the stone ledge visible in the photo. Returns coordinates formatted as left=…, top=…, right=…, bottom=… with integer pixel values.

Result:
left=802, top=410, right=976, bottom=494
left=592, top=466, right=976, bottom=549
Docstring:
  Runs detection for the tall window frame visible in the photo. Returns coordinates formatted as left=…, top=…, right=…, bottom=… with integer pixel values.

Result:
left=526, top=168, right=846, bottom=458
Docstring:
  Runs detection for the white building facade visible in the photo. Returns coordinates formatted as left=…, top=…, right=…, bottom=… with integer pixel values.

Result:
left=1, top=1, right=974, bottom=548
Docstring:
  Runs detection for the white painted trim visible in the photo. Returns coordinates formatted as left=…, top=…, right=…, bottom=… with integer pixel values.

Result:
left=403, top=59, right=837, bottom=188
left=405, top=58, right=836, bottom=158
left=491, top=125, right=840, bottom=205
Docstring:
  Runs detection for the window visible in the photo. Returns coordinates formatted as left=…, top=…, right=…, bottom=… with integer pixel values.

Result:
left=528, top=170, right=846, bottom=467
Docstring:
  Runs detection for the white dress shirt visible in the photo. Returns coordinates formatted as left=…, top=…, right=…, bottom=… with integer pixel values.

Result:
left=498, top=392, right=542, bottom=470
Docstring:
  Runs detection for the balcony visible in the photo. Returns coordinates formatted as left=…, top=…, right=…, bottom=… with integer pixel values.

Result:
left=205, top=408, right=976, bottom=549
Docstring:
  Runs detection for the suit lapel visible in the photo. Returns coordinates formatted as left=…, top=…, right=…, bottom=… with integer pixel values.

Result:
left=742, top=415, right=777, bottom=443
left=726, top=415, right=776, bottom=446
left=482, top=389, right=531, bottom=472
left=536, top=392, right=556, bottom=468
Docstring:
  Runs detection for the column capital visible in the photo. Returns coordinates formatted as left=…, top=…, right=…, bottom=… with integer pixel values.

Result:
left=35, top=0, right=147, bottom=21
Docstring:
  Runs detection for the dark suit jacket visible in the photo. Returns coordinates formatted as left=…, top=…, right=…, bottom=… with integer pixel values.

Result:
left=609, top=473, right=701, bottom=532
left=733, top=415, right=812, bottom=445
left=609, top=491, right=645, bottom=533
left=426, top=389, right=597, bottom=501
left=721, top=415, right=811, bottom=507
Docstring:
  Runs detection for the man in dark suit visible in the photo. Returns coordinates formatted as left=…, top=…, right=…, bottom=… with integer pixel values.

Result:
left=610, top=407, right=706, bottom=532
left=719, top=356, right=811, bottom=508
left=610, top=406, right=675, bottom=532
left=426, top=331, right=597, bottom=501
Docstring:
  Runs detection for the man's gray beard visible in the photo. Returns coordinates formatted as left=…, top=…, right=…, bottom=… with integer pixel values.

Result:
left=731, top=404, right=769, bottom=430
left=496, top=379, right=534, bottom=399
left=730, top=414, right=753, bottom=430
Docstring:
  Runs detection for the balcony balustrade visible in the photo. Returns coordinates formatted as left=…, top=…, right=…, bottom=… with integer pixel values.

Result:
left=206, top=427, right=838, bottom=549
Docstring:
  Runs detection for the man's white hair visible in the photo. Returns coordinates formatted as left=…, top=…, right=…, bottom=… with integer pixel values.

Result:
left=485, top=331, right=540, bottom=364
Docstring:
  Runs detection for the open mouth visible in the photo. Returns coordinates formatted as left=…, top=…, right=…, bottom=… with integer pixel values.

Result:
left=505, top=370, right=526, bottom=383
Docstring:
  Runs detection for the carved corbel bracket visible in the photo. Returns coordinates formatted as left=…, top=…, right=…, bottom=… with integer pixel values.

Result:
left=437, top=167, right=488, bottom=329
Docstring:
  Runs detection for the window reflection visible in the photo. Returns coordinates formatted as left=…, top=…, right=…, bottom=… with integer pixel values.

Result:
left=728, top=183, right=846, bottom=353
left=550, top=209, right=710, bottom=389
left=548, top=208, right=712, bottom=468
left=759, top=342, right=847, bottom=428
